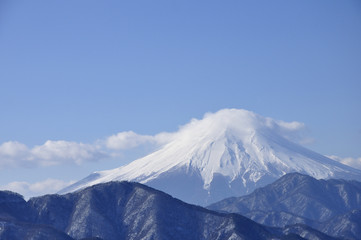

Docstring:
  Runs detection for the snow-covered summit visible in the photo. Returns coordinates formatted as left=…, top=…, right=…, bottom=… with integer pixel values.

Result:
left=60, top=109, right=361, bottom=205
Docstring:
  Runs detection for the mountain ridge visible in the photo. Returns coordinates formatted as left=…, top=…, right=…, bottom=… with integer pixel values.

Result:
left=208, top=172, right=361, bottom=239
left=0, top=180, right=336, bottom=240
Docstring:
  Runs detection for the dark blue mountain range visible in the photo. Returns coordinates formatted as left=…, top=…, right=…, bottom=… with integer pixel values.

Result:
left=208, top=172, right=361, bottom=239
left=0, top=180, right=335, bottom=240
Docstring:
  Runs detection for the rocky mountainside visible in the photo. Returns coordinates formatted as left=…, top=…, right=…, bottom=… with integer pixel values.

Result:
left=60, top=109, right=361, bottom=206
left=318, top=209, right=361, bottom=240
left=0, top=181, right=334, bottom=240
left=208, top=172, right=361, bottom=239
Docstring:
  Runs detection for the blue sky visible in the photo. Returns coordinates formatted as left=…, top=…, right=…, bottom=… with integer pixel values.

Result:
left=0, top=0, right=360, bottom=197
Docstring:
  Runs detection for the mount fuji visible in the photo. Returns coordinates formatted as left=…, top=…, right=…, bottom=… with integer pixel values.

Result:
left=60, top=109, right=361, bottom=206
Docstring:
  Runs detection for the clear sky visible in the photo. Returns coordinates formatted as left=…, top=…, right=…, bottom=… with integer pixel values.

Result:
left=0, top=0, right=360, bottom=198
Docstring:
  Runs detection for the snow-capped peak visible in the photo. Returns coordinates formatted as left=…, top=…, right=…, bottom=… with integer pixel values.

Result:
left=60, top=109, right=361, bottom=205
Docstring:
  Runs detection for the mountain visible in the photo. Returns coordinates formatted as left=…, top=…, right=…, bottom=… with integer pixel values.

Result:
left=208, top=173, right=361, bottom=223
left=60, top=109, right=361, bottom=206
left=0, top=191, right=73, bottom=240
left=0, top=181, right=333, bottom=240
left=208, top=173, right=361, bottom=239
left=0, top=190, right=30, bottom=221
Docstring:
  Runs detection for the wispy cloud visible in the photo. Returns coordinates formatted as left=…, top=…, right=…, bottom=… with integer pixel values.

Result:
left=328, top=155, right=361, bottom=170
left=0, top=178, right=75, bottom=199
left=268, top=119, right=313, bottom=145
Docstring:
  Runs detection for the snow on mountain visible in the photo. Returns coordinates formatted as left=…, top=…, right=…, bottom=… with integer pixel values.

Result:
left=60, top=109, right=361, bottom=205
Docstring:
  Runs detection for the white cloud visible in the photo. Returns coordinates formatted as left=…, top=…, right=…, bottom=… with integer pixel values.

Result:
left=328, top=155, right=361, bottom=170
left=0, top=178, right=75, bottom=199
left=0, top=140, right=108, bottom=169
left=200, top=108, right=312, bottom=145
left=0, top=141, right=29, bottom=156
left=31, top=140, right=106, bottom=166
left=105, top=131, right=175, bottom=150
left=106, top=131, right=155, bottom=149
left=0, top=132, right=173, bottom=170
left=0, top=141, right=32, bottom=168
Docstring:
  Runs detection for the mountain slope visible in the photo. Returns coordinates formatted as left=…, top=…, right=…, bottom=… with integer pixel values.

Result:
left=0, top=220, right=74, bottom=240
left=0, top=182, right=334, bottom=240
left=0, top=191, right=74, bottom=240
left=0, top=191, right=30, bottom=221
left=60, top=109, right=361, bottom=205
left=208, top=173, right=361, bottom=239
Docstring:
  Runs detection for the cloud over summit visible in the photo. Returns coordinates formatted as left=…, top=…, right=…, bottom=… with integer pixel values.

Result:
left=0, top=109, right=342, bottom=171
